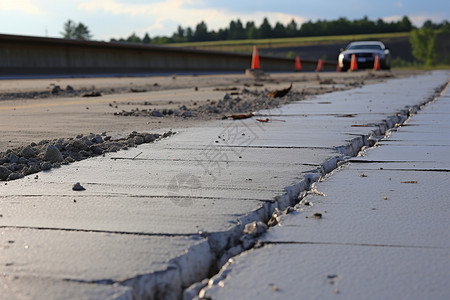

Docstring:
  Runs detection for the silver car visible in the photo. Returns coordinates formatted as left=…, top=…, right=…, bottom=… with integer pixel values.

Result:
left=338, top=41, right=391, bottom=71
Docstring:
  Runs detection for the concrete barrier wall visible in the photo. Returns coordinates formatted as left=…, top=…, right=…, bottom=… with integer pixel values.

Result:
left=0, top=34, right=335, bottom=76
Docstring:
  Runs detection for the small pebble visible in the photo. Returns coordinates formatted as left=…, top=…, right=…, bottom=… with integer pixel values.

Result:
left=72, top=182, right=86, bottom=191
left=313, top=213, right=322, bottom=219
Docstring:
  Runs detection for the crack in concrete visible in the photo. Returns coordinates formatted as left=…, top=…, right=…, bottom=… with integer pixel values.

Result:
left=0, top=194, right=276, bottom=201
left=214, top=145, right=334, bottom=150
left=259, top=241, right=443, bottom=249
left=350, top=159, right=433, bottom=163
left=353, top=168, right=450, bottom=172
left=0, top=225, right=199, bottom=237
left=109, top=157, right=316, bottom=167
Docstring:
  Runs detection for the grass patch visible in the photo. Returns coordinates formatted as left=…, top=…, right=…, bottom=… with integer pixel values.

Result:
left=167, top=32, right=411, bottom=53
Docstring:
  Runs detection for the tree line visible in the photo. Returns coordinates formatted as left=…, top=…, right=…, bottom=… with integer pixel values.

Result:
left=110, top=16, right=420, bottom=44
left=61, top=16, right=449, bottom=45
left=59, top=16, right=449, bottom=66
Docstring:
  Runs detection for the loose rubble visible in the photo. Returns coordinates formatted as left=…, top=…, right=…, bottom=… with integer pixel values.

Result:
left=0, top=83, right=163, bottom=101
left=0, top=131, right=174, bottom=181
left=112, top=87, right=328, bottom=119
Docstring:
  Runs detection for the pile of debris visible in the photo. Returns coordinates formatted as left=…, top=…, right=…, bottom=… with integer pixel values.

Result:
left=0, top=131, right=174, bottom=181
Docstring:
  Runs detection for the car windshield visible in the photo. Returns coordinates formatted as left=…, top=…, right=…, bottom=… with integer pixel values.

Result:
left=347, top=44, right=382, bottom=50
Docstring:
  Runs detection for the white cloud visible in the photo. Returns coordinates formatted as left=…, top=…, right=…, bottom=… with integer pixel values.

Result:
left=0, top=0, right=46, bottom=15
left=383, top=14, right=446, bottom=27
left=396, top=2, right=403, bottom=8
left=78, top=0, right=306, bottom=36
left=408, top=14, right=445, bottom=26
left=382, top=15, right=403, bottom=23
left=78, top=0, right=205, bottom=17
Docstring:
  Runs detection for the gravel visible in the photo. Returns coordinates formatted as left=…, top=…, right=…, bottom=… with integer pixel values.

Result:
left=0, top=131, right=174, bottom=182
left=111, top=86, right=339, bottom=119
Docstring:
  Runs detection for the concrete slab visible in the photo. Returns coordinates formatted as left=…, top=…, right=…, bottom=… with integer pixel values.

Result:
left=0, top=142, right=334, bottom=234
left=262, top=168, right=450, bottom=248
left=0, top=228, right=210, bottom=282
left=354, top=145, right=450, bottom=164
left=199, top=244, right=450, bottom=300
left=0, top=275, right=132, bottom=300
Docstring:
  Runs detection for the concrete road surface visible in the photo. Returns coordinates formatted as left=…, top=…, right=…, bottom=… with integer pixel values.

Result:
left=0, top=71, right=448, bottom=299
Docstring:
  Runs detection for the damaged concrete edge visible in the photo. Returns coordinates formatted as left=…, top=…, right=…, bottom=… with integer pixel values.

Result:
left=47, top=81, right=448, bottom=300
left=192, top=80, right=449, bottom=300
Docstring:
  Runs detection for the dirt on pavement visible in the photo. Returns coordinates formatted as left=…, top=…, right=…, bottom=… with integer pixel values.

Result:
left=0, top=70, right=424, bottom=154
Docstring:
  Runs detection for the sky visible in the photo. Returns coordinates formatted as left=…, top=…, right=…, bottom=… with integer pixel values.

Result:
left=0, top=0, right=449, bottom=41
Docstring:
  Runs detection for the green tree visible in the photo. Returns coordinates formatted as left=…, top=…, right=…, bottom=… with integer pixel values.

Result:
left=74, top=23, right=92, bottom=40
left=245, top=21, right=259, bottom=39
left=229, top=19, right=246, bottom=40
left=127, top=33, right=141, bottom=43
left=171, top=25, right=186, bottom=42
left=438, top=20, right=450, bottom=34
left=259, top=17, right=272, bottom=38
left=142, top=33, right=151, bottom=44
left=193, top=21, right=210, bottom=41
left=61, top=20, right=76, bottom=39
left=176, top=25, right=185, bottom=38
left=273, top=22, right=286, bottom=38
left=398, top=16, right=413, bottom=32
left=186, top=27, right=193, bottom=41
left=299, top=20, right=315, bottom=36
left=410, top=27, right=436, bottom=66
left=286, top=19, right=298, bottom=37
left=217, top=28, right=228, bottom=40
left=61, top=20, right=92, bottom=40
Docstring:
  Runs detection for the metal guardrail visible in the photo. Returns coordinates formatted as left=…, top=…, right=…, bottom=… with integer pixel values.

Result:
left=0, top=34, right=336, bottom=76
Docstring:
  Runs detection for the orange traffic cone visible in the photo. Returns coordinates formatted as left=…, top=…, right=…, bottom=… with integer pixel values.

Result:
left=373, top=54, right=380, bottom=70
left=295, top=56, right=302, bottom=72
left=350, top=54, right=358, bottom=71
left=251, top=46, right=260, bottom=70
left=316, top=59, right=323, bottom=72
